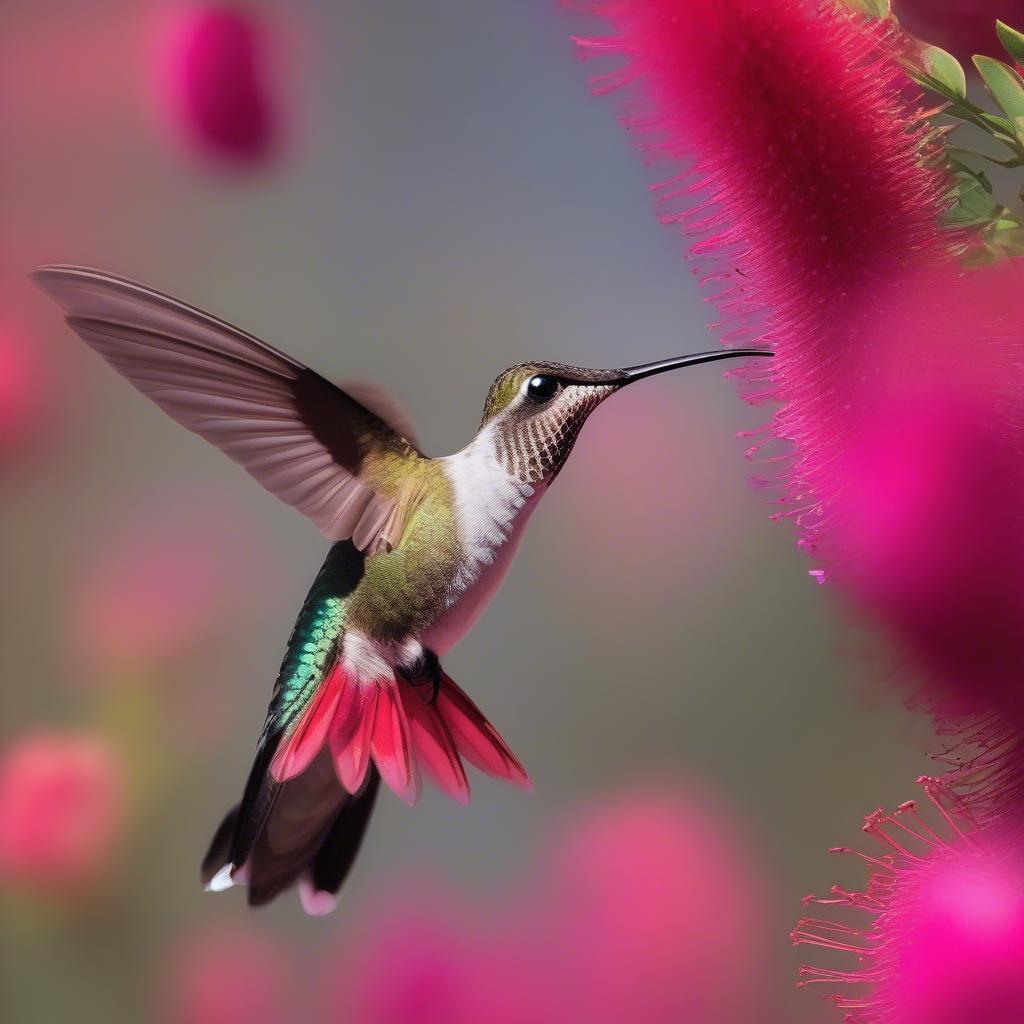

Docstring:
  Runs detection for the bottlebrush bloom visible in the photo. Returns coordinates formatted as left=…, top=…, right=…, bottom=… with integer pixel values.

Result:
left=793, top=781, right=1024, bottom=1023
left=829, top=262, right=1024, bottom=727
left=0, top=733, right=124, bottom=896
left=539, top=785, right=767, bottom=1024
left=154, top=5, right=283, bottom=166
left=161, top=926, right=293, bottom=1024
left=573, top=3, right=1024, bottom=738
left=574, top=0, right=954, bottom=562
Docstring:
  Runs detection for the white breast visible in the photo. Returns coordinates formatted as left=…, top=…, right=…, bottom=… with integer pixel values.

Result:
left=424, top=426, right=539, bottom=654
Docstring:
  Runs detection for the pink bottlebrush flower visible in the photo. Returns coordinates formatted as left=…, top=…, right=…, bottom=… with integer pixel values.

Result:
left=0, top=733, right=124, bottom=896
left=931, top=712, right=1024, bottom=836
left=829, top=262, right=1024, bottom=726
left=161, top=926, right=293, bottom=1024
left=793, top=781, right=1024, bottom=1023
left=895, top=0, right=1024, bottom=62
left=154, top=5, right=283, bottom=167
left=538, top=785, right=768, bottom=1024
left=574, top=0, right=954, bottom=562
left=575, top=4, right=1024, bottom=746
left=68, top=493, right=262, bottom=680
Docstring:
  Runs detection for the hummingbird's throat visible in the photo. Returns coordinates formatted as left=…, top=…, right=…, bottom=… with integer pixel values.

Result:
left=494, top=383, right=615, bottom=484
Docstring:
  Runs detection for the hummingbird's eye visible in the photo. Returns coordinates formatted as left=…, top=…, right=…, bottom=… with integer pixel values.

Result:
left=525, top=374, right=560, bottom=402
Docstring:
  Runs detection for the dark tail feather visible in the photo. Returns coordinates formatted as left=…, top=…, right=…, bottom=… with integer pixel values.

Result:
left=200, top=804, right=240, bottom=887
left=311, top=768, right=380, bottom=895
left=201, top=747, right=380, bottom=915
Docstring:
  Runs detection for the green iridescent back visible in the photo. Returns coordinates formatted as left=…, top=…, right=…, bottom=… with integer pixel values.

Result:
left=267, top=544, right=365, bottom=736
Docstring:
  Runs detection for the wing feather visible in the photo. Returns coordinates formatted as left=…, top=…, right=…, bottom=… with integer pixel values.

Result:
left=33, top=265, right=420, bottom=551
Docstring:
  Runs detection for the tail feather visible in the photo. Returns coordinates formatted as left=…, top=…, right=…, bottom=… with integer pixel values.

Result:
left=247, top=749, right=345, bottom=907
left=269, top=675, right=343, bottom=783
left=332, top=683, right=377, bottom=794
left=202, top=750, right=380, bottom=914
left=436, top=672, right=532, bottom=791
left=200, top=805, right=239, bottom=888
left=203, top=659, right=528, bottom=911
left=369, top=682, right=416, bottom=804
left=310, top=769, right=380, bottom=896
left=400, top=685, right=469, bottom=805
left=279, top=666, right=529, bottom=803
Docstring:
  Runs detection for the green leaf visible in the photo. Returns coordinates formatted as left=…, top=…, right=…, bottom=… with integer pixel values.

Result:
left=979, top=111, right=1016, bottom=135
left=839, top=0, right=890, bottom=19
left=920, top=46, right=966, bottom=100
left=973, top=55, right=1024, bottom=138
left=993, top=225, right=1024, bottom=256
left=944, top=160, right=1005, bottom=229
left=996, top=20, right=1024, bottom=67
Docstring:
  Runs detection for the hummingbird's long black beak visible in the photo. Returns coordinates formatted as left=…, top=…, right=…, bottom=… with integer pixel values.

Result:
left=613, top=348, right=772, bottom=385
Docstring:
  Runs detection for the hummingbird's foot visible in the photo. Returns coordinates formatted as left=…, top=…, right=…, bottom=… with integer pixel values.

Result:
left=397, top=648, right=442, bottom=706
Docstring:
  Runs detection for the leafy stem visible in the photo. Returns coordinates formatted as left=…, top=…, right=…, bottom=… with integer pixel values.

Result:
left=836, top=3, right=1024, bottom=261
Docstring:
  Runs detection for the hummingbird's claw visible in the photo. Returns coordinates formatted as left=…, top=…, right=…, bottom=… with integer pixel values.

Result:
left=397, top=648, right=442, bottom=706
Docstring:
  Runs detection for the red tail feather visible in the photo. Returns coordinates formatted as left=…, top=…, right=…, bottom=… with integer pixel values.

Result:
left=272, top=662, right=530, bottom=802
left=269, top=671, right=343, bottom=783
left=333, top=684, right=376, bottom=794
left=370, top=683, right=417, bottom=805
left=437, top=672, right=532, bottom=791
left=400, top=686, right=470, bottom=805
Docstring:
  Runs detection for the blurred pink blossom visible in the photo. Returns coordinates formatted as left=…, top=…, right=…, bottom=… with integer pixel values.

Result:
left=795, top=782, right=1024, bottom=1023
left=68, top=493, right=261, bottom=679
left=320, top=784, right=767, bottom=1024
left=539, top=785, right=767, bottom=1024
left=161, top=926, right=293, bottom=1024
left=0, top=733, right=124, bottom=896
left=0, top=326, right=56, bottom=469
left=154, top=5, right=284, bottom=167
left=322, top=896, right=532, bottom=1024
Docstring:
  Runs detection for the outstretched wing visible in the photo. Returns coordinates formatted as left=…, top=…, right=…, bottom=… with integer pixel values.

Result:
left=32, top=264, right=420, bottom=552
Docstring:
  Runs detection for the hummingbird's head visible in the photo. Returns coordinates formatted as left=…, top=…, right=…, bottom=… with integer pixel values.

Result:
left=480, top=349, right=771, bottom=484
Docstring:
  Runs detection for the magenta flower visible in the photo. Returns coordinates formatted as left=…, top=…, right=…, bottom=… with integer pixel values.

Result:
left=573, top=2, right=1024, bottom=768
left=814, top=263, right=1024, bottom=721
left=575, top=0, right=953, bottom=570
left=0, top=733, right=124, bottom=896
left=161, top=926, right=293, bottom=1024
left=320, top=892, right=534, bottom=1024
left=794, top=781, right=1024, bottom=1023
left=319, top=785, right=767, bottom=1024
left=538, top=785, right=768, bottom=1024
left=154, top=5, right=283, bottom=167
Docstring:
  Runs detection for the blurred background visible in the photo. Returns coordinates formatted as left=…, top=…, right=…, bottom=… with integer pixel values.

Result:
left=0, top=2, right=939, bottom=1021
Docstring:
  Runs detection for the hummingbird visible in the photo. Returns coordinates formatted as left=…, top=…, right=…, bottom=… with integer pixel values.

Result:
left=33, top=265, right=769, bottom=915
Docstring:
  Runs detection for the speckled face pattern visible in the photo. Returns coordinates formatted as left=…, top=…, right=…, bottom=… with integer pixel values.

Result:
left=480, top=362, right=621, bottom=484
